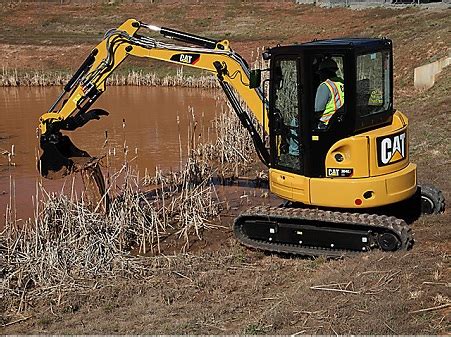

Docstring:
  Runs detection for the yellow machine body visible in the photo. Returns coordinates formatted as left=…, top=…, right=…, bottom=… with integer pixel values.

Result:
left=270, top=111, right=417, bottom=208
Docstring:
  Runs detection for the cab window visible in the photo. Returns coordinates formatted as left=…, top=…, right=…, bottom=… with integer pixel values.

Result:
left=272, top=58, right=303, bottom=173
left=356, top=51, right=391, bottom=117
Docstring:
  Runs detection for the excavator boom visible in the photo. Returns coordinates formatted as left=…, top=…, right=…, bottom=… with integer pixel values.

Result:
left=38, top=19, right=269, bottom=178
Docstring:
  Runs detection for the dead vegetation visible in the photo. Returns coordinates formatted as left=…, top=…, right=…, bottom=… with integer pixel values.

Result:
left=108, top=68, right=217, bottom=88
left=0, top=68, right=72, bottom=87
left=0, top=162, right=215, bottom=315
left=0, top=67, right=217, bottom=88
left=0, top=102, right=259, bottom=322
left=0, top=145, right=15, bottom=165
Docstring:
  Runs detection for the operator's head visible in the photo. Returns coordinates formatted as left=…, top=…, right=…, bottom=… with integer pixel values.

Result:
left=318, top=58, right=338, bottom=81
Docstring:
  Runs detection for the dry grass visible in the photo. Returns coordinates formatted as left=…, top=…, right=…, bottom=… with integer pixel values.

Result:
left=0, top=67, right=217, bottom=88
left=0, top=67, right=72, bottom=87
left=108, top=68, right=217, bottom=88
left=0, top=159, right=218, bottom=316
left=0, top=101, right=258, bottom=319
left=196, top=102, right=257, bottom=179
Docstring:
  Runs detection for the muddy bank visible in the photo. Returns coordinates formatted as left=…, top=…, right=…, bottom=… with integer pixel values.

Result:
left=2, top=213, right=449, bottom=334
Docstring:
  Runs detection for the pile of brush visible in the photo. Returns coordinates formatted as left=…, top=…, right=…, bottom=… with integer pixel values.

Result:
left=0, top=151, right=219, bottom=315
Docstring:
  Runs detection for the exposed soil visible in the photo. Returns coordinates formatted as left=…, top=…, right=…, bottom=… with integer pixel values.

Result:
left=1, top=1, right=450, bottom=334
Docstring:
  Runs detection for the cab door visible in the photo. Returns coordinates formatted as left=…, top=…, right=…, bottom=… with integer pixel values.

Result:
left=303, top=53, right=350, bottom=178
left=268, top=56, right=309, bottom=203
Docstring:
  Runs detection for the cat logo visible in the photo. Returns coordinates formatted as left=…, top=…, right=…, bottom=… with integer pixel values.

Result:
left=180, top=54, right=192, bottom=63
left=377, top=131, right=406, bottom=166
left=327, top=168, right=353, bottom=177
left=170, top=53, right=200, bottom=65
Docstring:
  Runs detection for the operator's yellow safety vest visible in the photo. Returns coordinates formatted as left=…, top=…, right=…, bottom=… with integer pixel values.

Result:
left=320, top=79, right=344, bottom=125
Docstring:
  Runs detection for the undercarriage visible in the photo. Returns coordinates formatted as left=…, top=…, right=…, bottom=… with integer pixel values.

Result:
left=234, top=205, right=413, bottom=257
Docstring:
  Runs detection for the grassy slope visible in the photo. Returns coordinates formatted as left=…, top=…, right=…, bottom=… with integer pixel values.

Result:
left=0, top=2, right=449, bottom=79
left=1, top=1, right=450, bottom=334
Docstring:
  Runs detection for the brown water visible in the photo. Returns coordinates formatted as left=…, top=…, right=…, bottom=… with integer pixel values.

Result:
left=0, top=86, right=221, bottom=224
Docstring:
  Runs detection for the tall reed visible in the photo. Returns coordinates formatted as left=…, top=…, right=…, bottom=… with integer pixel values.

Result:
left=0, top=149, right=220, bottom=316
left=0, top=67, right=217, bottom=88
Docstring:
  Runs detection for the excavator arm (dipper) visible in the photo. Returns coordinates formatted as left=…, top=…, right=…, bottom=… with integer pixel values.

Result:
left=38, top=19, right=269, bottom=178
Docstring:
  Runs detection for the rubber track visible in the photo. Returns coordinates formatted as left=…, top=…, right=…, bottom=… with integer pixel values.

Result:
left=234, top=205, right=413, bottom=257
left=419, top=184, right=446, bottom=214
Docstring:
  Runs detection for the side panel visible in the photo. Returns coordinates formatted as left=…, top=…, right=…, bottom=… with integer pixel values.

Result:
left=310, top=163, right=417, bottom=208
left=269, top=169, right=310, bottom=204
left=323, top=111, right=409, bottom=180
left=325, top=136, right=370, bottom=178
left=365, top=111, right=409, bottom=177
left=270, top=164, right=416, bottom=208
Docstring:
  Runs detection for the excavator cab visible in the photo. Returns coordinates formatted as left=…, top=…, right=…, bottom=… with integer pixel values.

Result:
left=266, top=38, right=393, bottom=177
left=254, top=38, right=419, bottom=210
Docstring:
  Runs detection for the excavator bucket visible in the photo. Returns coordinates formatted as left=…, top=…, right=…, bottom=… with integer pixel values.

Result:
left=39, top=133, right=92, bottom=179
left=39, top=133, right=109, bottom=212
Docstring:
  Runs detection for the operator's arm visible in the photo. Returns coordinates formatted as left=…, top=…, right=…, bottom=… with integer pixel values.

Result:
left=314, top=83, right=330, bottom=116
left=314, top=83, right=331, bottom=130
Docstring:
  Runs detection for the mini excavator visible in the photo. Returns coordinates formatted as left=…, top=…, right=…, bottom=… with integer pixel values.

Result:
left=38, top=19, right=445, bottom=256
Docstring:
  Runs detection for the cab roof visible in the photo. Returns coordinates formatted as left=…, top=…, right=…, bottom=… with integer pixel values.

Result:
left=269, top=37, right=392, bottom=54
left=301, top=38, right=390, bottom=47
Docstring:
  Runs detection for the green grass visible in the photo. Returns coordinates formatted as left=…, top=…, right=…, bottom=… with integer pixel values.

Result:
left=244, top=323, right=267, bottom=334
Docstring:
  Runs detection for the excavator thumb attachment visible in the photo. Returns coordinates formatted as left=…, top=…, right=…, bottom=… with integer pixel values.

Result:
left=39, top=132, right=91, bottom=179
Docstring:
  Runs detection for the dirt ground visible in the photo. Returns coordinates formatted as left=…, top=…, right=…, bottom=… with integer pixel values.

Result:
left=1, top=1, right=450, bottom=334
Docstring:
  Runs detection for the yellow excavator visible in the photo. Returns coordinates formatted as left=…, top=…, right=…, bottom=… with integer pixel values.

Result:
left=38, top=19, right=444, bottom=256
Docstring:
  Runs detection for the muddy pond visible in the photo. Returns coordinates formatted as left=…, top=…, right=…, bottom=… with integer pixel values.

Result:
left=0, top=86, right=223, bottom=224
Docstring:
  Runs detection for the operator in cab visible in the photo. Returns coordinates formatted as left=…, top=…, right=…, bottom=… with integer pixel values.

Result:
left=314, top=58, right=344, bottom=130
